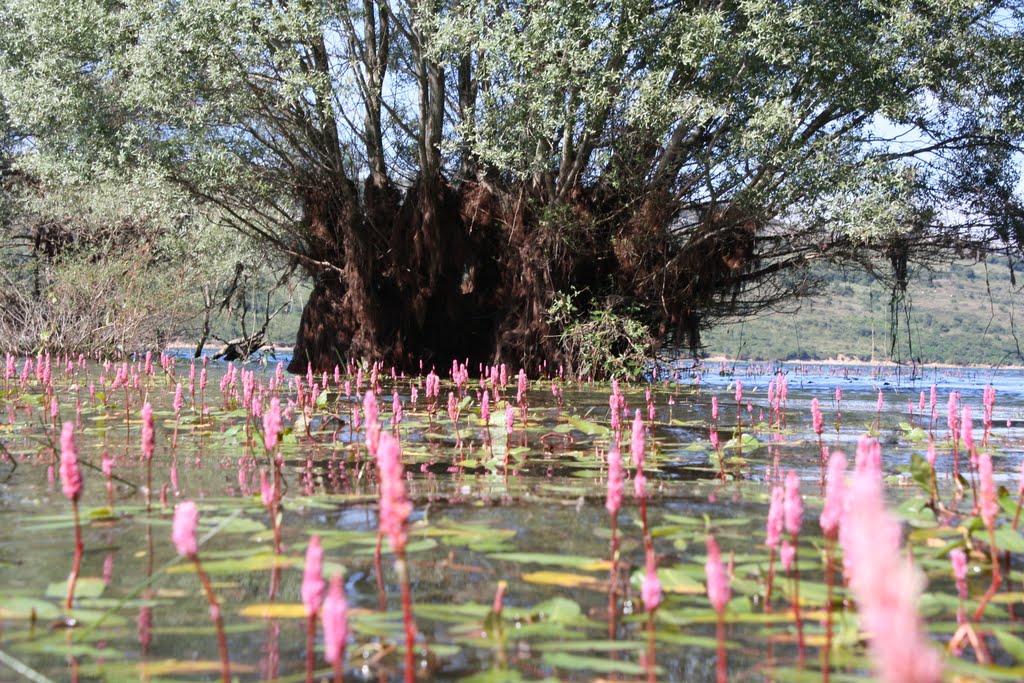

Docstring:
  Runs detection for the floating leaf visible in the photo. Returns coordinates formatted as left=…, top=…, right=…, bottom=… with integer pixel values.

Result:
left=533, top=640, right=644, bottom=652
left=525, top=597, right=583, bottom=623
left=45, top=577, right=105, bottom=600
left=489, top=552, right=609, bottom=571
left=239, top=603, right=307, bottom=619
left=167, top=553, right=294, bottom=575
left=722, top=433, right=760, bottom=451
left=541, top=652, right=659, bottom=676
left=0, top=597, right=61, bottom=620
left=141, top=659, right=257, bottom=675
left=521, top=571, right=604, bottom=590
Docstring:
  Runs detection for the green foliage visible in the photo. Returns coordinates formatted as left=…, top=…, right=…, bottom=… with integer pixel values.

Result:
left=702, top=257, right=1024, bottom=365
left=0, top=165, right=298, bottom=354
left=548, top=289, right=652, bottom=380
left=3, top=0, right=1024, bottom=360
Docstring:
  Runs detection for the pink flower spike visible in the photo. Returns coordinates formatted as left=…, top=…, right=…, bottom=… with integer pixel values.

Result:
left=606, top=442, right=624, bottom=516
left=855, top=436, right=881, bottom=478
left=263, top=397, right=282, bottom=451
left=810, top=398, right=823, bottom=435
left=783, top=471, right=802, bottom=536
left=376, top=433, right=412, bottom=552
left=302, top=536, right=325, bottom=616
left=260, top=469, right=273, bottom=508
left=961, top=406, right=974, bottom=453
left=780, top=539, right=796, bottom=572
left=172, top=501, right=199, bottom=557
left=734, top=380, right=742, bottom=405
left=819, top=451, right=847, bottom=538
left=705, top=535, right=730, bottom=614
left=141, top=402, right=155, bottom=460
left=322, top=573, right=348, bottom=665
left=642, top=565, right=663, bottom=612
left=711, top=396, right=719, bottom=421
left=59, top=422, right=82, bottom=502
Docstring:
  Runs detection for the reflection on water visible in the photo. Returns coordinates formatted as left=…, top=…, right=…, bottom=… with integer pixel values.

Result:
left=0, top=354, right=1023, bottom=681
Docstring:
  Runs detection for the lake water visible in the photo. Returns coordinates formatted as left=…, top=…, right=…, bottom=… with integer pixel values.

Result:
left=1, top=354, right=1022, bottom=682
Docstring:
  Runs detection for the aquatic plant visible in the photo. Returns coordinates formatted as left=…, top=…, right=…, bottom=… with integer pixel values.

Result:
left=172, top=500, right=230, bottom=683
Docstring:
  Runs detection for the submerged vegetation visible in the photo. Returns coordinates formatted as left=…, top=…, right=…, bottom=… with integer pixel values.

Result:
left=1, top=352, right=1024, bottom=681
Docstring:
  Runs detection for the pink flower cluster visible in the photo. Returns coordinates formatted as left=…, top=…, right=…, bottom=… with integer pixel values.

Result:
left=840, top=466, right=943, bottom=682
left=59, top=422, right=82, bottom=502
left=172, top=501, right=199, bottom=558
left=377, top=433, right=412, bottom=552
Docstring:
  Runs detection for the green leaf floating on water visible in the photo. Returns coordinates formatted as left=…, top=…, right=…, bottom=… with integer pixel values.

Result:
left=0, top=596, right=61, bottom=620
left=899, top=422, right=929, bottom=442
left=722, top=433, right=760, bottom=451
left=488, top=552, right=609, bottom=571
left=46, top=577, right=105, bottom=599
left=532, top=640, right=644, bottom=652
left=541, top=652, right=661, bottom=676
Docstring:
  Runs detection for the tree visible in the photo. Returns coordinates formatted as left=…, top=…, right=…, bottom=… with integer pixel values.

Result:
left=2, top=0, right=1023, bottom=373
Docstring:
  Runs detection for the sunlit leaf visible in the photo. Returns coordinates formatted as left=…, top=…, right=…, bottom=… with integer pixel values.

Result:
left=521, top=571, right=604, bottom=589
left=489, top=553, right=609, bottom=571
left=239, top=602, right=307, bottom=619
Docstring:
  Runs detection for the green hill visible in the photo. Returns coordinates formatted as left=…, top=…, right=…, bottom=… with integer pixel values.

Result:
left=701, top=256, right=1024, bottom=366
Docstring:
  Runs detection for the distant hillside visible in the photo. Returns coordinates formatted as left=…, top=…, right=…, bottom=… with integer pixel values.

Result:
left=701, top=256, right=1024, bottom=366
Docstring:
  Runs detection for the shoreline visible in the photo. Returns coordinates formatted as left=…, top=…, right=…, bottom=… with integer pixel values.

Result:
left=697, top=355, right=1024, bottom=371
left=162, top=340, right=1024, bottom=371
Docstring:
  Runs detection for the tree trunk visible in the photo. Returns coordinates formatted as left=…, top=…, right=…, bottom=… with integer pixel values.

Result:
left=287, top=176, right=759, bottom=375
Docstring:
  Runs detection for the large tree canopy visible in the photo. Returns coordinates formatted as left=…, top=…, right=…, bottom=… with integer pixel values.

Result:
left=2, top=0, right=1024, bottom=373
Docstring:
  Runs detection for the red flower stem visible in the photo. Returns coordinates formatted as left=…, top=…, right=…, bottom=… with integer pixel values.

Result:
left=973, top=526, right=1003, bottom=622
left=764, top=547, right=776, bottom=606
left=374, top=531, right=387, bottom=611
left=66, top=499, right=83, bottom=610
left=395, top=548, right=416, bottom=683
left=817, top=434, right=825, bottom=489
left=715, top=610, right=727, bottom=683
left=646, top=609, right=657, bottom=683
left=608, top=514, right=619, bottom=640
left=790, top=534, right=805, bottom=667
left=192, top=554, right=230, bottom=683
left=145, top=455, right=153, bottom=513
left=333, top=649, right=344, bottom=683
left=305, top=612, right=317, bottom=683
